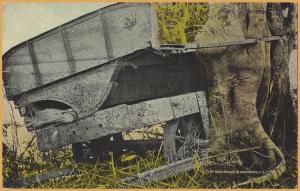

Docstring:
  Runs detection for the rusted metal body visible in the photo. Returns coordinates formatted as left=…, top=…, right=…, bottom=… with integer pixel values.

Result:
left=3, top=3, right=158, bottom=98
left=2, top=3, right=208, bottom=153
left=2, top=3, right=291, bottom=186
left=2, top=2, right=286, bottom=152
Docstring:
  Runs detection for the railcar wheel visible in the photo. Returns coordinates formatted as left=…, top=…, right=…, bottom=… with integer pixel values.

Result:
left=163, top=113, right=209, bottom=163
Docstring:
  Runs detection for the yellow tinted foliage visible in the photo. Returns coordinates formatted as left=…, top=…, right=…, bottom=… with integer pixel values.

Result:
left=121, top=153, right=137, bottom=162
left=155, top=3, right=209, bottom=44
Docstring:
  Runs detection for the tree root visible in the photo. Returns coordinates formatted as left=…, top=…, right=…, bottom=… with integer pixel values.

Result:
left=233, top=147, right=286, bottom=188
left=194, top=2, right=291, bottom=188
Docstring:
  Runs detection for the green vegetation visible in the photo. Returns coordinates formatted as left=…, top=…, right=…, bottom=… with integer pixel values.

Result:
left=155, top=3, right=209, bottom=44
left=3, top=143, right=297, bottom=188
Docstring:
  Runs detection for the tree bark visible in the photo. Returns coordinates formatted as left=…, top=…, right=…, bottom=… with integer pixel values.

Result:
left=195, top=2, right=294, bottom=186
left=262, top=3, right=297, bottom=150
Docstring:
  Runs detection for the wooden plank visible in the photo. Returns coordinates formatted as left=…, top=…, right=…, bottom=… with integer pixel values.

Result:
left=59, top=27, right=76, bottom=74
left=121, top=156, right=267, bottom=186
left=12, top=168, right=74, bottom=187
left=27, top=41, right=43, bottom=86
left=169, top=93, right=199, bottom=118
left=36, top=91, right=207, bottom=151
left=163, top=119, right=180, bottom=163
left=196, top=91, right=209, bottom=139
left=98, top=10, right=114, bottom=59
left=121, top=157, right=195, bottom=185
left=121, top=150, right=267, bottom=186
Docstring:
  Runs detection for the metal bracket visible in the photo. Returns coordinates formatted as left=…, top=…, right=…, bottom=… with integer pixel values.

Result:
left=158, top=36, right=288, bottom=55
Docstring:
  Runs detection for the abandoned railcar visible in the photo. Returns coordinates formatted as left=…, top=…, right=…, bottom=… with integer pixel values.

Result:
left=2, top=3, right=209, bottom=162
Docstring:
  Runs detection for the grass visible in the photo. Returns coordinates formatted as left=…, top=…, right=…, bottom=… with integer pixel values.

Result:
left=3, top=141, right=297, bottom=189
left=156, top=2, right=209, bottom=44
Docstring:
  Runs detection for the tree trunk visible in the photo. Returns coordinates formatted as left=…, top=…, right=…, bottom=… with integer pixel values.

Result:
left=195, top=2, right=295, bottom=186
left=262, top=3, right=297, bottom=151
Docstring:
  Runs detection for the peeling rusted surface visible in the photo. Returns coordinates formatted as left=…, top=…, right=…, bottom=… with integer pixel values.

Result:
left=27, top=41, right=43, bottom=86
left=17, top=62, right=117, bottom=118
left=3, top=3, right=153, bottom=99
left=15, top=51, right=206, bottom=122
left=24, top=109, right=77, bottom=131
left=35, top=91, right=207, bottom=151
